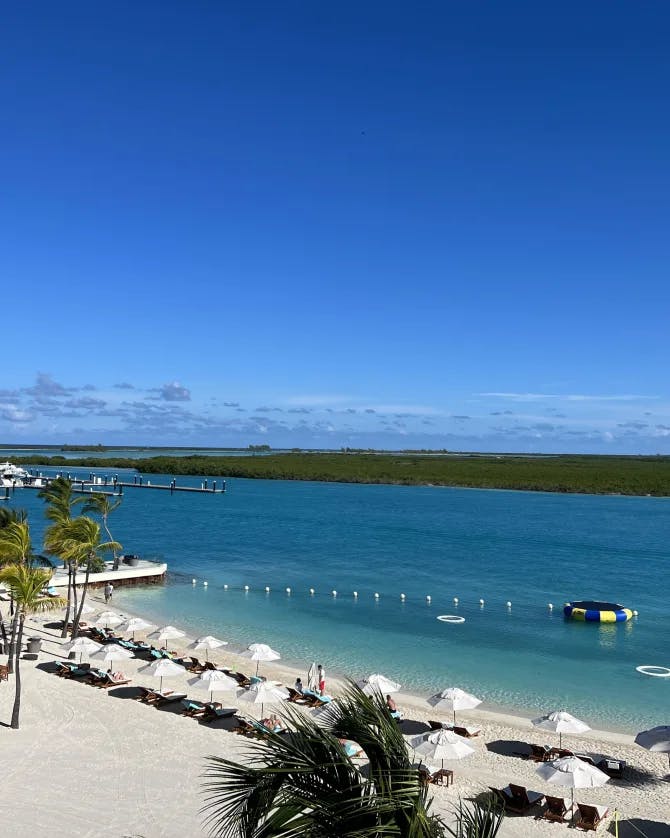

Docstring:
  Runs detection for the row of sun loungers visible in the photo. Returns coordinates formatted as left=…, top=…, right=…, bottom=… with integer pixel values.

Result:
left=527, top=744, right=626, bottom=778
left=427, top=720, right=482, bottom=738
left=489, top=784, right=610, bottom=830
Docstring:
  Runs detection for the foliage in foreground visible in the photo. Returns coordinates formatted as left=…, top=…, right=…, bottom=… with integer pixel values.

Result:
left=202, top=683, right=445, bottom=837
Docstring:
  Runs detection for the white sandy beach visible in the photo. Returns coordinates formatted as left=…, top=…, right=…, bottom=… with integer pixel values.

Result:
left=1, top=596, right=668, bottom=838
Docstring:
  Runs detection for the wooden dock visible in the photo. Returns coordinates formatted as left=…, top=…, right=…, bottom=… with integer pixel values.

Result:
left=5, top=472, right=226, bottom=496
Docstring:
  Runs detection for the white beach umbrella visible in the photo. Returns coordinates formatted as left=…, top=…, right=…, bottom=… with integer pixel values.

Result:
left=61, top=637, right=101, bottom=662
left=148, top=625, right=186, bottom=643
left=139, top=657, right=186, bottom=692
left=427, top=687, right=482, bottom=725
left=188, top=670, right=239, bottom=702
left=536, top=755, right=609, bottom=809
left=357, top=673, right=402, bottom=695
left=117, top=617, right=155, bottom=639
left=237, top=681, right=289, bottom=718
left=239, top=642, right=281, bottom=675
left=95, top=611, right=124, bottom=628
left=90, top=642, right=134, bottom=667
left=634, top=725, right=670, bottom=770
left=77, top=602, right=97, bottom=616
left=409, top=728, right=475, bottom=770
left=190, top=635, right=228, bottom=661
left=532, top=709, right=591, bottom=748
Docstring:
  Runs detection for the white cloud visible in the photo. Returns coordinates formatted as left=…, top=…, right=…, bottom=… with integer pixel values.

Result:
left=479, top=392, right=658, bottom=402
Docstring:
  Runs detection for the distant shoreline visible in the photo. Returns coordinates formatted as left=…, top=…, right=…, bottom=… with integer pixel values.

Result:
left=6, top=451, right=670, bottom=496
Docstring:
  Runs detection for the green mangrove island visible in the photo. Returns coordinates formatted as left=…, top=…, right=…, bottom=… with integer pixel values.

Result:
left=9, top=452, right=670, bottom=496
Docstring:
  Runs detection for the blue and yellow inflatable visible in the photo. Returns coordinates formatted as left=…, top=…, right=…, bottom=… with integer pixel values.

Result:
left=563, top=600, right=632, bottom=623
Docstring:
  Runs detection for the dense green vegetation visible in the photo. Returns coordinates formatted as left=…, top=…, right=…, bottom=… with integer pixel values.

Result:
left=10, top=452, right=670, bottom=495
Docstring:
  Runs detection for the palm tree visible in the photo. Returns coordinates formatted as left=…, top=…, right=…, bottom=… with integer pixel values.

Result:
left=202, top=683, right=445, bottom=837
left=59, top=516, right=120, bottom=639
left=444, top=798, right=505, bottom=838
left=0, top=521, right=35, bottom=674
left=38, top=478, right=81, bottom=637
left=0, top=563, right=65, bottom=728
left=81, top=493, right=122, bottom=569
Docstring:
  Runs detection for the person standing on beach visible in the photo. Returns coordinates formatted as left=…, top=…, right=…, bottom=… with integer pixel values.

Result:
left=317, top=664, right=325, bottom=696
left=104, top=582, right=113, bottom=603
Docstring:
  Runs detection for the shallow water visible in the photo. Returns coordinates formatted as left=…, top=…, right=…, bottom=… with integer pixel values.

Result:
left=12, top=470, right=669, bottom=731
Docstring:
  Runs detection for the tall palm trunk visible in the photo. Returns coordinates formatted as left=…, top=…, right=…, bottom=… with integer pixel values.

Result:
left=70, top=566, right=79, bottom=638
left=7, top=607, right=20, bottom=674
left=11, top=615, right=25, bottom=728
left=61, top=562, right=73, bottom=638
left=71, top=554, right=92, bottom=640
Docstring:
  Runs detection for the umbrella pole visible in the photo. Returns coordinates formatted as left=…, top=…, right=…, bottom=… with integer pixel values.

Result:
left=160, top=676, right=163, bottom=692
left=453, top=710, right=456, bottom=726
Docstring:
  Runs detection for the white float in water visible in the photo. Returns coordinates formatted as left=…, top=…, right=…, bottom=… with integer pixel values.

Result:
left=244, top=585, right=249, bottom=591
left=309, top=588, right=315, bottom=595
left=400, top=593, right=406, bottom=600
left=192, top=579, right=196, bottom=585
left=548, top=603, right=554, bottom=610
left=426, top=595, right=431, bottom=602
left=353, top=591, right=358, bottom=597
left=633, top=610, right=639, bottom=616
left=223, top=584, right=228, bottom=590
left=506, top=601, right=512, bottom=608
left=265, top=586, right=270, bottom=593
left=286, top=587, right=291, bottom=594
left=636, top=665, right=670, bottom=678
left=203, top=581, right=208, bottom=587
left=437, top=614, right=466, bottom=624
left=332, top=590, right=337, bottom=597
left=453, top=597, right=459, bottom=604
left=374, top=592, right=380, bottom=599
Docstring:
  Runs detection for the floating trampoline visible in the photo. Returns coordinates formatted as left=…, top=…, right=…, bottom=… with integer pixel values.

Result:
left=436, top=615, right=465, bottom=624
left=563, top=600, right=633, bottom=623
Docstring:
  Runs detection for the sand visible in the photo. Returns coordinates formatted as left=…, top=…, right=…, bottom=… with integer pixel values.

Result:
left=1, top=596, right=667, bottom=838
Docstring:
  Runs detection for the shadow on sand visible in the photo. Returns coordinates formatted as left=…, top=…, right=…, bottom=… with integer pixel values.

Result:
left=609, top=818, right=670, bottom=837
left=485, top=739, right=529, bottom=759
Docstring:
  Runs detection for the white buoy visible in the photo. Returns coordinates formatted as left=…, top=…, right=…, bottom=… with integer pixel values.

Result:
left=286, top=587, right=291, bottom=594
left=426, top=595, right=432, bottom=602
left=265, top=586, right=270, bottom=593
left=244, top=585, right=249, bottom=591
left=479, top=598, right=485, bottom=605
left=400, top=593, right=406, bottom=600
left=203, top=581, right=208, bottom=587
left=192, top=579, right=196, bottom=585
left=374, top=592, right=380, bottom=599
left=353, top=591, right=358, bottom=598
left=332, top=590, right=337, bottom=597
left=309, top=588, right=315, bottom=595
left=506, top=601, right=512, bottom=608
left=548, top=603, right=554, bottom=610
left=453, top=597, right=459, bottom=604
left=223, top=584, right=228, bottom=590
left=633, top=610, right=639, bottom=616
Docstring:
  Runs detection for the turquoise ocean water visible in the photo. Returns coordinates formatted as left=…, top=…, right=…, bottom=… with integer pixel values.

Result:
left=12, top=469, right=669, bottom=732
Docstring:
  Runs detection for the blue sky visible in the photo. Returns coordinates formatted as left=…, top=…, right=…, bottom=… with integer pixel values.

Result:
left=1, top=2, right=669, bottom=452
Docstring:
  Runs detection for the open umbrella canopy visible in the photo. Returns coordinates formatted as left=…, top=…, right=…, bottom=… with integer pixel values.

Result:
left=536, top=755, right=609, bottom=808
left=409, top=728, right=475, bottom=767
left=427, top=687, right=482, bottom=724
left=188, top=670, right=239, bottom=701
left=90, top=643, right=134, bottom=664
left=357, top=673, right=402, bottom=695
left=61, top=637, right=101, bottom=661
left=239, top=642, right=281, bottom=675
left=532, top=710, right=591, bottom=748
left=77, top=602, right=97, bottom=616
left=94, top=611, right=124, bottom=628
left=117, top=617, right=155, bottom=638
left=189, top=635, right=228, bottom=661
left=148, top=625, right=186, bottom=643
left=139, top=657, right=186, bottom=691
left=237, top=681, right=289, bottom=717
left=635, top=726, right=670, bottom=769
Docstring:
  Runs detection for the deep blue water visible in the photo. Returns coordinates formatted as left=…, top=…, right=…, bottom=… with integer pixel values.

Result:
left=10, top=469, right=669, bottom=731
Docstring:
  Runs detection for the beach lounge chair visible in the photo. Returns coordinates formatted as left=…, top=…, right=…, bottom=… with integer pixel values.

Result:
left=152, top=691, right=188, bottom=707
left=574, top=804, right=609, bottom=831
left=452, top=725, right=480, bottom=738
left=596, top=757, right=626, bottom=779
left=489, top=784, right=544, bottom=814
left=549, top=747, right=574, bottom=760
left=56, top=661, right=90, bottom=679
left=96, top=672, right=132, bottom=689
left=286, top=687, right=310, bottom=704
left=528, top=743, right=553, bottom=762
left=135, top=688, right=177, bottom=704
left=542, top=795, right=578, bottom=823
left=180, top=698, right=218, bottom=717
left=202, top=705, right=238, bottom=723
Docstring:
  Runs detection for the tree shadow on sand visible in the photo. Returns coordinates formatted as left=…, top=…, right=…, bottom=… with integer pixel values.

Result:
left=609, top=818, right=670, bottom=837
left=397, top=719, right=431, bottom=736
left=619, top=764, right=668, bottom=789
